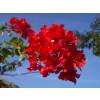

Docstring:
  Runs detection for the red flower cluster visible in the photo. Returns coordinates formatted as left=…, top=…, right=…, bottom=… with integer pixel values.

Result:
left=9, top=18, right=86, bottom=84
left=24, top=24, right=86, bottom=84
left=9, top=17, right=35, bottom=38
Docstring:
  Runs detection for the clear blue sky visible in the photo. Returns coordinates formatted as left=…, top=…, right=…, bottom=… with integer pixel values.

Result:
left=0, top=13, right=100, bottom=88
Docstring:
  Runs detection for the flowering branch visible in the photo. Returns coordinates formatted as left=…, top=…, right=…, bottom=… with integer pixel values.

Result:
left=0, top=17, right=87, bottom=84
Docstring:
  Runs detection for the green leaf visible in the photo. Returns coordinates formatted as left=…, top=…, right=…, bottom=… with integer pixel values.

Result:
left=17, top=61, right=22, bottom=67
left=10, top=37, right=23, bottom=45
left=0, top=31, right=4, bottom=35
left=17, top=46, right=23, bottom=61
left=0, top=25, right=7, bottom=31
left=0, top=48, right=11, bottom=58
left=5, top=63, right=16, bottom=71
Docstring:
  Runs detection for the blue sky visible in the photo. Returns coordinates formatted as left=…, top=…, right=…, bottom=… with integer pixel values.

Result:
left=0, top=13, right=100, bottom=88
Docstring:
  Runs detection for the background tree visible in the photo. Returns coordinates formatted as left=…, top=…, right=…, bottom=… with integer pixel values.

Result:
left=75, top=17, right=100, bottom=56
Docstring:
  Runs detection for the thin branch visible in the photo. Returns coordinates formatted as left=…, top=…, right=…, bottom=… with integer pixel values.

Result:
left=2, top=71, right=39, bottom=76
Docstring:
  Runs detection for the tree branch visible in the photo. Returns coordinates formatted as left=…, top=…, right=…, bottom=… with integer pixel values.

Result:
left=2, top=71, right=38, bottom=76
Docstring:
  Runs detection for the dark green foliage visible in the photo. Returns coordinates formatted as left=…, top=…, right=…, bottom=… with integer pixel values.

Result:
left=0, top=79, right=19, bottom=88
left=75, top=17, right=100, bottom=57
left=10, top=37, right=23, bottom=45
left=0, top=24, right=26, bottom=75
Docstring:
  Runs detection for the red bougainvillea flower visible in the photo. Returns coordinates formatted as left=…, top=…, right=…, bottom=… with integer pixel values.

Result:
left=58, top=69, right=80, bottom=84
left=9, top=17, right=86, bottom=84
left=24, top=23, right=86, bottom=84
left=9, top=17, right=35, bottom=38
